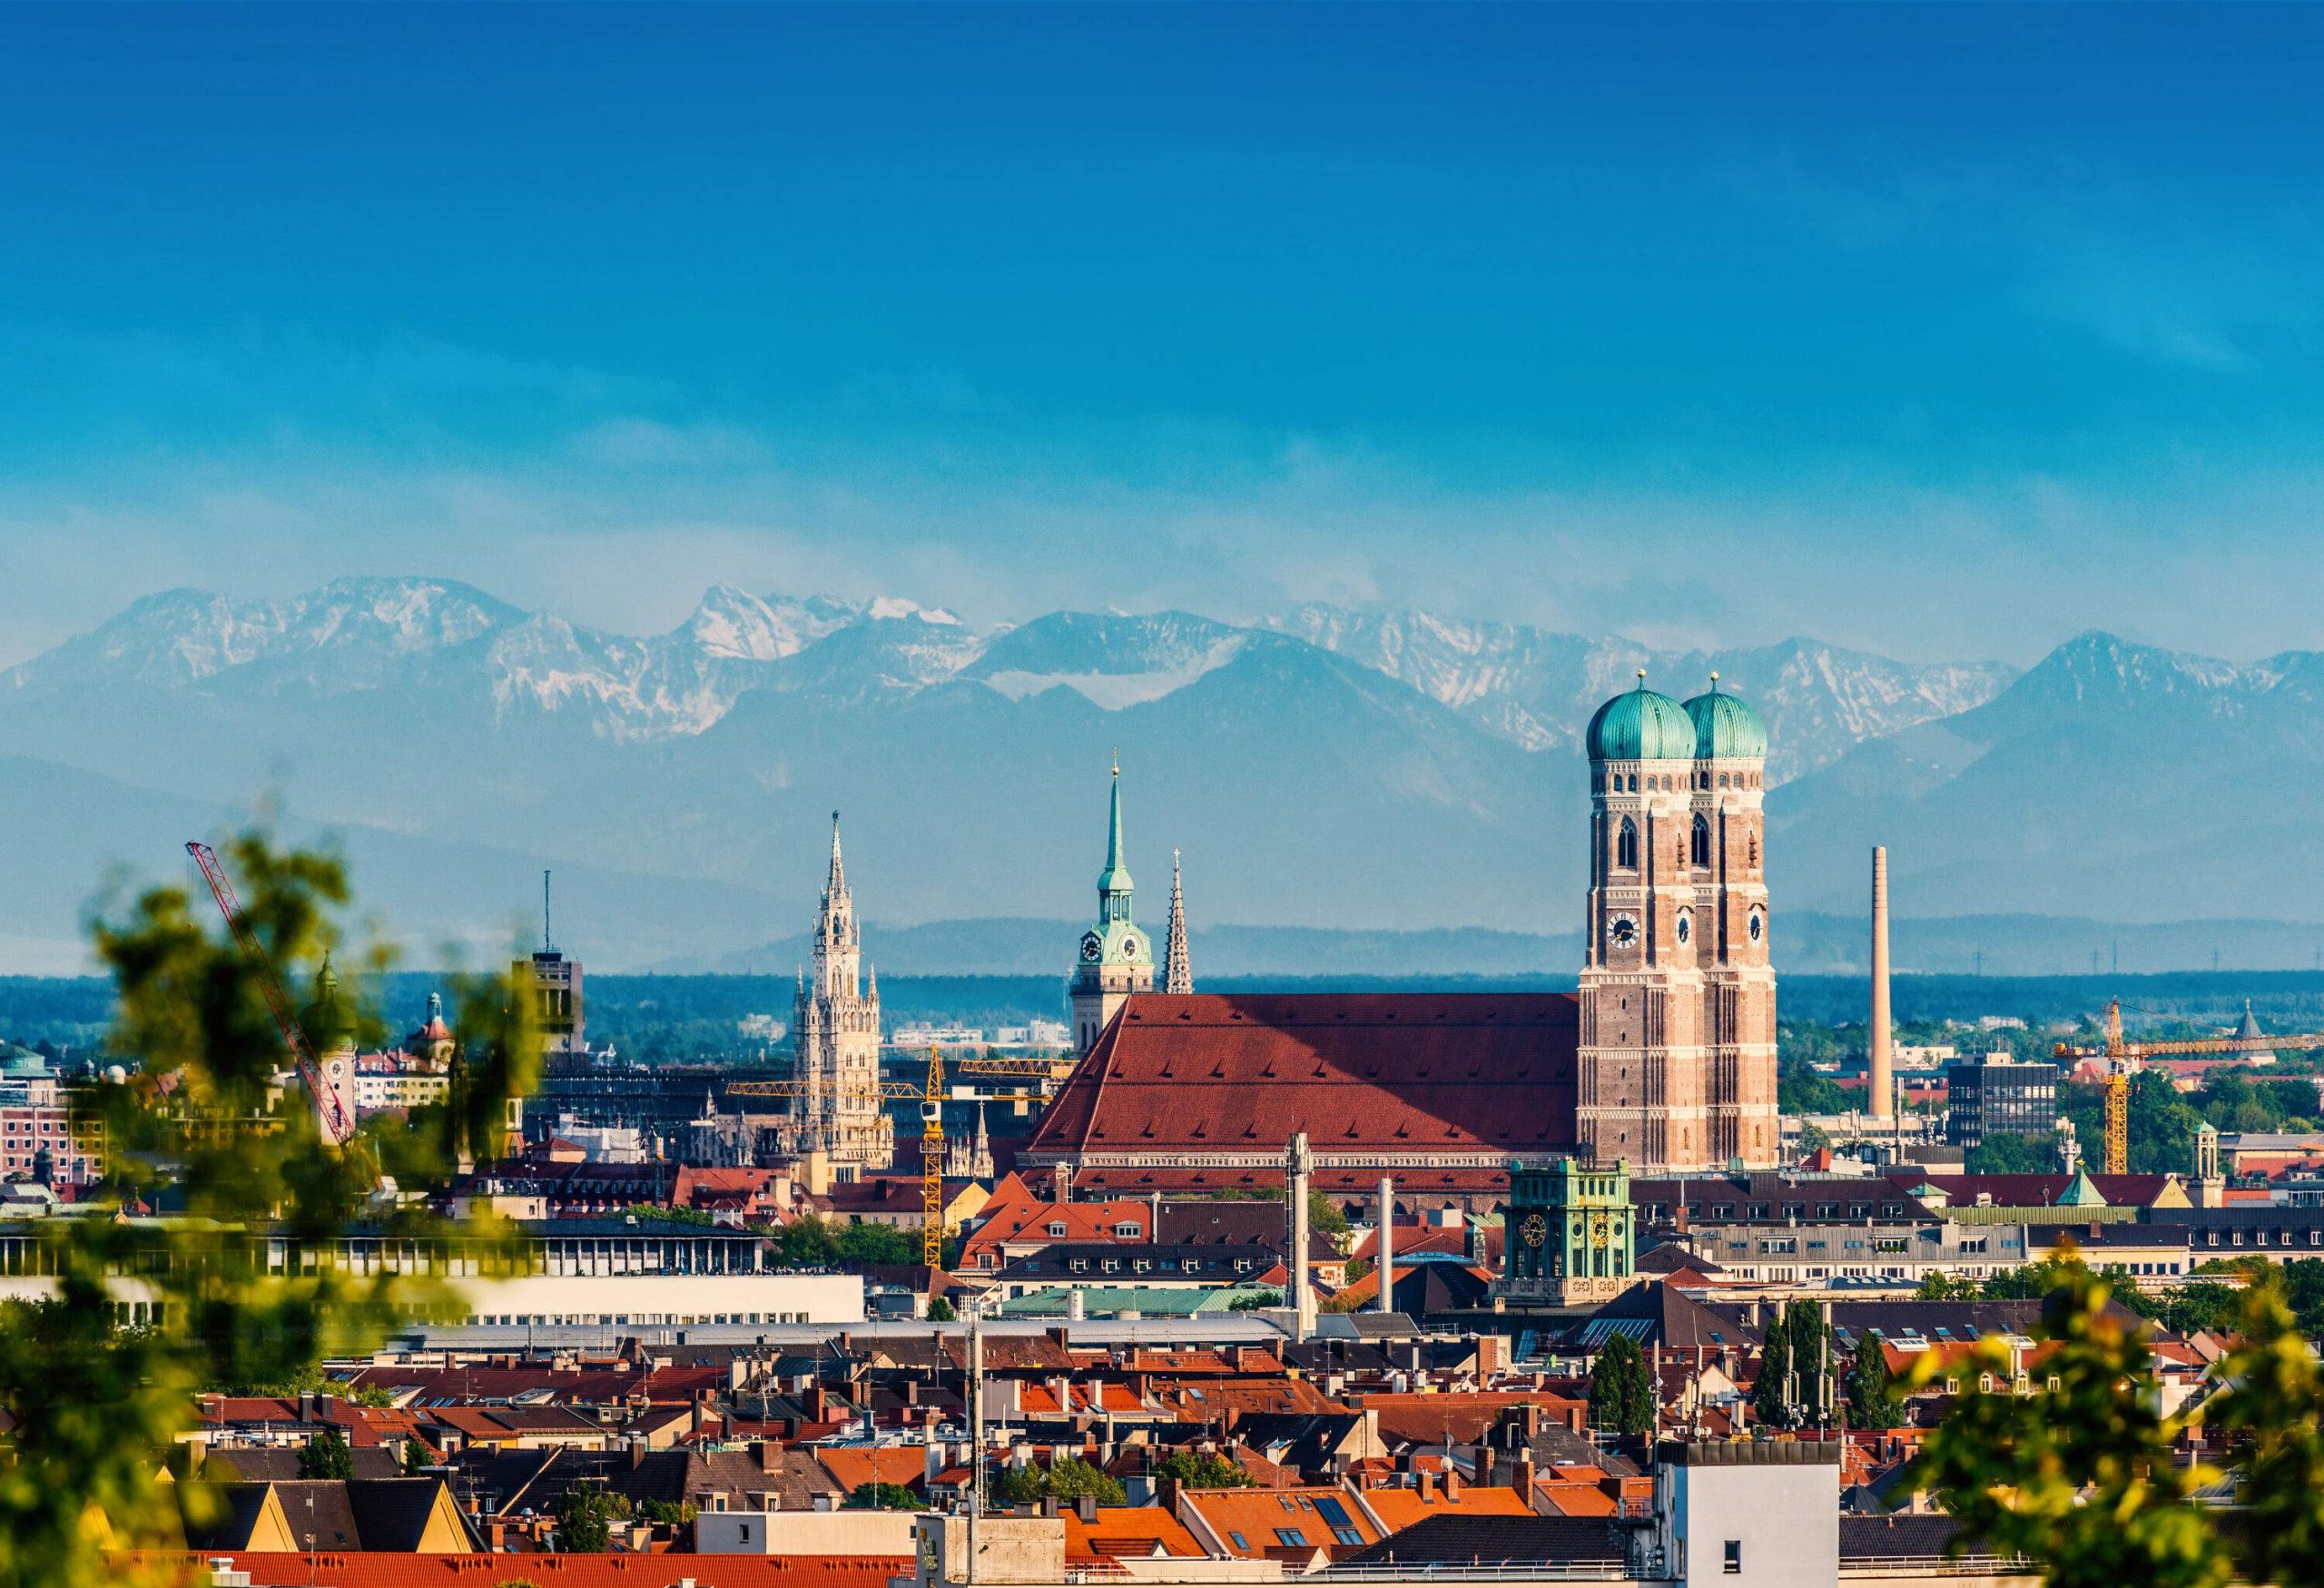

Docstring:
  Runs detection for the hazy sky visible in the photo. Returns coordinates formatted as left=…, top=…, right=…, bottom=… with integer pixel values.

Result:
left=5, top=4, right=2324, bottom=668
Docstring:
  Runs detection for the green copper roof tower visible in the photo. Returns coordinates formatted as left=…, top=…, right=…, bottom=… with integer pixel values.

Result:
left=1097, top=750, right=1134, bottom=914
left=1070, top=752, right=1155, bottom=1056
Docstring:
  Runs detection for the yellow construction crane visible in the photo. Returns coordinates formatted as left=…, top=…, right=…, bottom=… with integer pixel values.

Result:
left=725, top=1049, right=1042, bottom=1267
left=2052, top=1000, right=2324, bottom=1174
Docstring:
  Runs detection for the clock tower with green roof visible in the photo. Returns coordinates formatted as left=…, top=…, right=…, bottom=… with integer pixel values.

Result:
left=1070, top=758, right=1155, bottom=1056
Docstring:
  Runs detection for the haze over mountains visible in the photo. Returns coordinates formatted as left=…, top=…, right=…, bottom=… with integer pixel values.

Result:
left=1, top=577, right=2305, bottom=975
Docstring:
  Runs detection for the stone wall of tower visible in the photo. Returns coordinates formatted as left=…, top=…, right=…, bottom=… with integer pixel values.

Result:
left=1576, top=759, right=1711, bottom=1171
left=1691, top=757, right=1777, bottom=1167
left=1070, top=959, right=1151, bottom=1058
left=787, top=820, right=893, bottom=1169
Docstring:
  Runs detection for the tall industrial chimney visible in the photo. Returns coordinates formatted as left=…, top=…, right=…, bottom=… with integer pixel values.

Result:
left=1375, top=1177, right=1395, bottom=1315
left=1870, top=846, right=1894, bottom=1119
left=1286, top=1132, right=1315, bottom=1344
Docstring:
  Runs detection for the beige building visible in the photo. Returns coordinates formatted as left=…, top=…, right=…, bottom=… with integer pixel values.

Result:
left=785, top=814, right=892, bottom=1169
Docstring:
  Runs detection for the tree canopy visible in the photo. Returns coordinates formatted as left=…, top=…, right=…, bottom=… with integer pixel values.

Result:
left=0, top=827, right=538, bottom=1588
left=1588, top=1332, right=1653, bottom=1436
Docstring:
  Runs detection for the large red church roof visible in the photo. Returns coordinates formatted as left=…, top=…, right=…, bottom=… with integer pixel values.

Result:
left=1023, top=992, right=1581, bottom=1164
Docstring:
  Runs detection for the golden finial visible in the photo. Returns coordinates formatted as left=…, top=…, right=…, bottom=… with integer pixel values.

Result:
left=1709, top=671, right=1719, bottom=691
left=1110, top=746, right=1119, bottom=777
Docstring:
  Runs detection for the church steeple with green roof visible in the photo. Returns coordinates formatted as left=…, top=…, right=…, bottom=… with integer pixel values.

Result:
left=1070, top=755, right=1155, bottom=1057
left=1096, top=753, right=1134, bottom=918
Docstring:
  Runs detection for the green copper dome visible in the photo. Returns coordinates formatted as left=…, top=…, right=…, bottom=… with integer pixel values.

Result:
left=1586, top=679, right=1697, bottom=762
left=1680, top=679, right=1768, bottom=761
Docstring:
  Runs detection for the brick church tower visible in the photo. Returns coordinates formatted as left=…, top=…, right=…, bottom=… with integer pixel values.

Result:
left=1577, top=673, right=1777, bottom=1171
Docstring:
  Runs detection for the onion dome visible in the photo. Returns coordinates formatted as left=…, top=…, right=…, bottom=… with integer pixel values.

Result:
left=1586, top=672, right=1698, bottom=762
left=1681, top=674, right=1768, bottom=761
left=300, top=953, right=357, bottom=1051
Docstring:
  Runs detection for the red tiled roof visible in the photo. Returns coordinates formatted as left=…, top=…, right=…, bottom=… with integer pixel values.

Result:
left=817, top=1446, right=931, bottom=1494
left=121, top=1553, right=907, bottom=1587
left=1068, top=1168, right=1511, bottom=1199
left=1889, top=1170, right=2181, bottom=1208
left=1025, top=994, right=1579, bottom=1164
left=1064, top=1505, right=1206, bottom=1562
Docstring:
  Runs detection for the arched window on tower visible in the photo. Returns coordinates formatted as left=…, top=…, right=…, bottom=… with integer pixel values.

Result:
left=1616, top=817, right=1639, bottom=871
left=1691, top=814, right=1711, bottom=868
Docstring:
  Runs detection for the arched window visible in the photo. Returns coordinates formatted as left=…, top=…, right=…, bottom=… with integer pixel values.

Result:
left=1691, top=814, right=1711, bottom=867
left=1616, top=817, right=1639, bottom=870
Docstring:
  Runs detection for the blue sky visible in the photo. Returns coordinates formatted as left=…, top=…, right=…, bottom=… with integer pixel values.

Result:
left=4, top=4, right=2323, bottom=666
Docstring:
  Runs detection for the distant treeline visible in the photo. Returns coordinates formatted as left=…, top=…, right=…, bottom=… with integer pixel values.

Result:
left=17, top=969, right=2324, bottom=1060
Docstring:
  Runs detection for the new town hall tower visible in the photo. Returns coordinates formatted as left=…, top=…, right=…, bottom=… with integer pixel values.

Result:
left=784, top=814, right=892, bottom=1169
left=1576, top=675, right=1777, bottom=1171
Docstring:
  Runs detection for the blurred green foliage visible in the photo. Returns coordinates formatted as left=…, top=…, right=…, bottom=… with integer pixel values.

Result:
left=0, top=827, right=538, bottom=1588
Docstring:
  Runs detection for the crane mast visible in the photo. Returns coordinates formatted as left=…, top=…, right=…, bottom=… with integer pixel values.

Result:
left=2054, top=997, right=2324, bottom=1175
left=183, top=841, right=358, bottom=1147
left=726, top=1047, right=1039, bottom=1269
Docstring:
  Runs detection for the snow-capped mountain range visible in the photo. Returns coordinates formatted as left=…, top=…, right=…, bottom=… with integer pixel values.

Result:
left=1, top=577, right=2308, bottom=972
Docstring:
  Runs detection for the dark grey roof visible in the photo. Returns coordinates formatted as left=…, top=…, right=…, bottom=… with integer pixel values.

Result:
left=180, top=1484, right=284, bottom=1552
left=1229, top=1412, right=1370, bottom=1477
left=190, top=1478, right=462, bottom=1552
left=1840, top=1514, right=1983, bottom=1563
left=1331, top=1514, right=1627, bottom=1569
left=1570, top=1282, right=1761, bottom=1353
left=203, top=1445, right=404, bottom=1482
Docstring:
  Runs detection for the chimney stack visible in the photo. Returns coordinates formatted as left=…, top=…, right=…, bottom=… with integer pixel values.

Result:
left=1286, top=1132, right=1315, bottom=1344
left=1870, top=846, right=1895, bottom=1119
left=1376, top=1178, right=1395, bottom=1315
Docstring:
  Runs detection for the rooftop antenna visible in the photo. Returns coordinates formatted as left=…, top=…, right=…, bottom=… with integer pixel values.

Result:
left=543, top=870, right=554, bottom=953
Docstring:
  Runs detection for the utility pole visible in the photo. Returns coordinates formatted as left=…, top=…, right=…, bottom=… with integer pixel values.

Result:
left=965, top=1293, right=985, bottom=1587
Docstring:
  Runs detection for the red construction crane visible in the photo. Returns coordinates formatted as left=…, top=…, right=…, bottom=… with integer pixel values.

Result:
left=184, top=841, right=358, bottom=1147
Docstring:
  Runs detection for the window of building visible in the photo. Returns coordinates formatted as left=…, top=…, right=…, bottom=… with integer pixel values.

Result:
left=1617, top=818, right=1639, bottom=871
left=1275, top=1529, right=1308, bottom=1548
left=1724, top=1542, right=1741, bottom=1574
left=1691, top=814, right=1711, bottom=866
left=1047, top=1222, right=1068, bottom=1237
left=1228, top=1533, right=1249, bottom=1552
left=1334, top=1528, right=1364, bottom=1547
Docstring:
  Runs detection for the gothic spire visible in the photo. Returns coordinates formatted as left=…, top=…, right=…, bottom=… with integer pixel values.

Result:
left=825, top=810, right=847, bottom=902
left=1165, top=848, right=1193, bottom=995
left=1096, top=754, right=1133, bottom=902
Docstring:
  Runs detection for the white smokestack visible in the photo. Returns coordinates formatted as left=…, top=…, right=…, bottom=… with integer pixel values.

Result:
left=1287, top=1132, right=1314, bottom=1344
left=1376, top=1177, right=1395, bottom=1314
left=1870, top=846, right=1894, bottom=1119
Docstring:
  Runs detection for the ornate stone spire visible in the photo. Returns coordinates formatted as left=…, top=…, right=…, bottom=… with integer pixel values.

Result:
left=1165, top=848, right=1193, bottom=995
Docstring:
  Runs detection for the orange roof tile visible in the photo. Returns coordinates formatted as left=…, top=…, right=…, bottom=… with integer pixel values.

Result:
left=1360, top=1484, right=1533, bottom=1534
left=815, top=1447, right=930, bottom=1495
left=115, top=1553, right=911, bottom=1588
left=1063, top=1505, right=1206, bottom=1562
left=1179, top=1484, right=1384, bottom=1561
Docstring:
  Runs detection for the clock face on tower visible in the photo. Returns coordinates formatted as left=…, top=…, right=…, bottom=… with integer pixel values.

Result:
left=1610, top=914, right=1639, bottom=949
left=1521, top=1214, right=1548, bottom=1248
left=1080, top=932, right=1102, bottom=962
left=1123, top=935, right=1140, bottom=960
